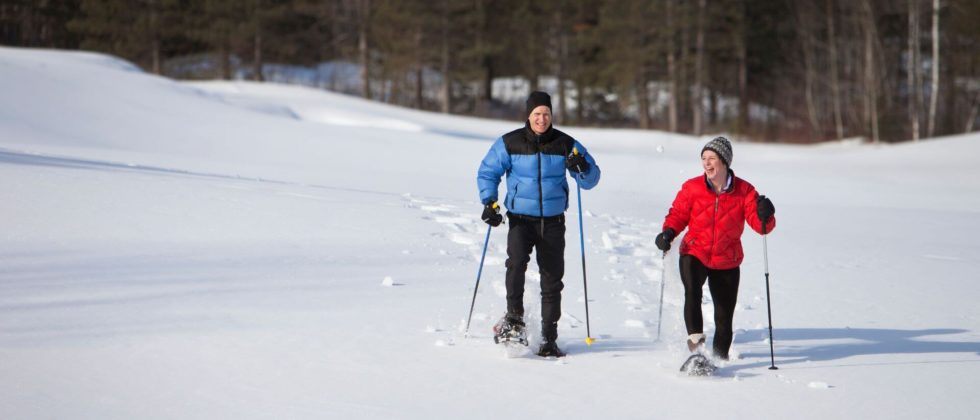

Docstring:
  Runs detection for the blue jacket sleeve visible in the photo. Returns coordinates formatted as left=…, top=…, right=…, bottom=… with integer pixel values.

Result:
left=477, top=138, right=510, bottom=204
left=569, top=140, right=600, bottom=190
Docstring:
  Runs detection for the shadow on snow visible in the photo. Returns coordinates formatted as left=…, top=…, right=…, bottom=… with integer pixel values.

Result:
left=734, top=327, right=980, bottom=371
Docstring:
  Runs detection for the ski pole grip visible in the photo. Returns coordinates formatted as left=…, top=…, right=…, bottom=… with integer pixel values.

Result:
left=491, top=202, right=504, bottom=224
left=571, top=147, right=584, bottom=176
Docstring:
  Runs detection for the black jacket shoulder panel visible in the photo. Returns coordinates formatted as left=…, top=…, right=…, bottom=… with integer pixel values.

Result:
left=503, top=127, right=535, bottom=155
left=503, top=126, right=576, bottom=157
left=542, top=129, right=575, bottom=157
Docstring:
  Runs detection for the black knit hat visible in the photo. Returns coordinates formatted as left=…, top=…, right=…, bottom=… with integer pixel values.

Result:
left=526, top=91, right=552, bottom=117
left=702, top=136, right=733, bottom=167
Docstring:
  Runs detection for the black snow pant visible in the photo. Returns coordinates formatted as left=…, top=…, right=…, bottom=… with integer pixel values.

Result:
left=505, top=213, right=566, bottom=342
left=679, top=254, right=740, bottom=359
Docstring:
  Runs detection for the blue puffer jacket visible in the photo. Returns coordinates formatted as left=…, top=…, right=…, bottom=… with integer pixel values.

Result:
left=477, top=123, right=600, bottom=217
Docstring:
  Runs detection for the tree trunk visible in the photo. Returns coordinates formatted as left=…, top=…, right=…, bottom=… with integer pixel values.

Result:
left=927, top=0, right=940, bottom=138
left=149, top=1, right=161, bottom=75
left=253, top=31, right=264, bottom=82
left=415, top=24, right=424, bottom=109
left=21, top=5, right=36, bottom=47
left=692, top=0, right=706, bottom=136
left=528, top=68, right=539, bottom=92
left=914, top=0, right=926, bottom=139
left=708, top=89, right=718, bottom=128
left=324, top=2, right=338, bottom=90
left=484, top=61, right=494, bottom=103
left=440, top=0, right=451, bottom=114
left=221, top=45, right=232, bottom=80
left=827, top=0, right=844, bottom=140
left=797, top=2, right=819, bottom=140
left=387, top=72, right=398, bottom=104
left=638, top=0, right=652, bottom=130
left=907, top=0, right=920, bottom=141
left=862, top=0, right=879, bottom=143
left=152, top=40, right=160, bottom=75
left=735, top=2, right=748, bottom=136
left=474, top=0, right=492, bottom=115
left=415, top=65, right=424, bottom=109
left=666, top=0, right=678, bottom=132
left=555, top=3, right=567, bottom=125
left=966, top=90, right=980, bottom=133
left=639, top=78, right=651, bottom=129
left=359, top=0, right=371, bottom=99
left=679, top=0, right=690, bottom=130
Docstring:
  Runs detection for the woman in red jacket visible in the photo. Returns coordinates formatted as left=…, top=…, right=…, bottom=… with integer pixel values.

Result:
left=655, top=137, right=775, bottom=360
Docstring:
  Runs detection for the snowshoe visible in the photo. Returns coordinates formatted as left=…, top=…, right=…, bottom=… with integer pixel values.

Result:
left=492, top=314, right=528, bottom=346
left=680, top=353, right=717, bottom=376
left=536, top=340, right=566, bottom=358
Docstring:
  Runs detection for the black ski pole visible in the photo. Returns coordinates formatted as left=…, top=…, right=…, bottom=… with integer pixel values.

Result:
left=656, top=251, right=667, bottom=341
left=572, top=148, right=595, bottom=346
left=464, top=221, right=494, bottom=337
left=762, top=219, right=778, bottom=370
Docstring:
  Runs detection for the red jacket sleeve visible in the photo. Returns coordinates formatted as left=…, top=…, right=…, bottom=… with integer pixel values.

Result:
left=663, top=183, right=693, bottom=234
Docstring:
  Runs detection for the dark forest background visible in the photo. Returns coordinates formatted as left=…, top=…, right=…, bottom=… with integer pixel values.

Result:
left=2, top=0, right=979, bottom=143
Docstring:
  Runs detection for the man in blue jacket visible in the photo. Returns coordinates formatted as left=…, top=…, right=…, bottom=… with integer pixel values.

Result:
left=477, top=91, right=600, bottom=357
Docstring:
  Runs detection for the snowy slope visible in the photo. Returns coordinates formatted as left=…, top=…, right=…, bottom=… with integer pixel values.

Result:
left=1, top=46, right=978, bottom=420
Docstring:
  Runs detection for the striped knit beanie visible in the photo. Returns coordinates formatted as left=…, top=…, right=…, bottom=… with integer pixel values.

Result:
left=702, top=136, right=733, bottom=167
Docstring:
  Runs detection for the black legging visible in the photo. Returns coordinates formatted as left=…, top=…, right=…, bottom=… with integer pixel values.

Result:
left=679, top=255, right=740, bottom=359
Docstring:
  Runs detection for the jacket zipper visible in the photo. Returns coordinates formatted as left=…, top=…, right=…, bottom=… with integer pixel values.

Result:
left=537, top=139, right=544, bottom=235
left=710, top=194, right=719, bottom=261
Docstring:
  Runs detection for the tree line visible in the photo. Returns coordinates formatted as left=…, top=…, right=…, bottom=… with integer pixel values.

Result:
left=2, top=0, right=979, bottom=143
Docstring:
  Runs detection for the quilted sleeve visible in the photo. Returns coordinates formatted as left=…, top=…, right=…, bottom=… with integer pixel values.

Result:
left=477, top=137, right=510, bottom=205
left=663, top=183, right=693, bottom=234
left=569, top=140, right=600, bottom=190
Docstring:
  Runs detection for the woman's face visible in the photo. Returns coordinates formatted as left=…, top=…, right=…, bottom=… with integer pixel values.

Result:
left=701, top=150, right=727, bottom=179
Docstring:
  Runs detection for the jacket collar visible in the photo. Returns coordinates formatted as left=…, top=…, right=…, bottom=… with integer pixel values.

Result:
left=704, top=169, right=734, bottom=193
left=524, top=121, right=557, bottom=144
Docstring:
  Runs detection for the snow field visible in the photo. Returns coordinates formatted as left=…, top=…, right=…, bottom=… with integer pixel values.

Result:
left=1, top=46, right=979, bottom=419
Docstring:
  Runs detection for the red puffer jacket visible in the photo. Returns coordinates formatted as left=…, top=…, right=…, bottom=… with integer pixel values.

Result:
left=663, top=171, right=775, bottom=270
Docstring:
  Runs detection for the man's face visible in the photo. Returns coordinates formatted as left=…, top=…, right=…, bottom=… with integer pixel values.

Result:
left=528, top=105, right=552, bottom=135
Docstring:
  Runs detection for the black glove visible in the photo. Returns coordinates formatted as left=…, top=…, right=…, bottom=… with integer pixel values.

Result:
left=756, top=195, right=775, bottom=222
left=655, top=228, right=676, bottom=252
left=481, top=202, right=503, bottom=227
left=566, top=152, right=589, bottom=173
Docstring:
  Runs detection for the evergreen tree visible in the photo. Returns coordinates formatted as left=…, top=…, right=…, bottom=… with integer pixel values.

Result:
left=70, top=0, right=185, bottom=74
left=3, top=0, right=978, bottom=141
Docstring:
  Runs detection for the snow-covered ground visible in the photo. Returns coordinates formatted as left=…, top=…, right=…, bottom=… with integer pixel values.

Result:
left=1, top=46, right=978, bottom=419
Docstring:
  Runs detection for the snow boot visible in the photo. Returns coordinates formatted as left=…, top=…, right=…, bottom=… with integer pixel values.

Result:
left=687, top=333, right=706, bottom=352
left=536, top=340, right=566, bottom=358
left=493, top=313, right=528, bottom=346
left=681, top=334, right=716, bottom=376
